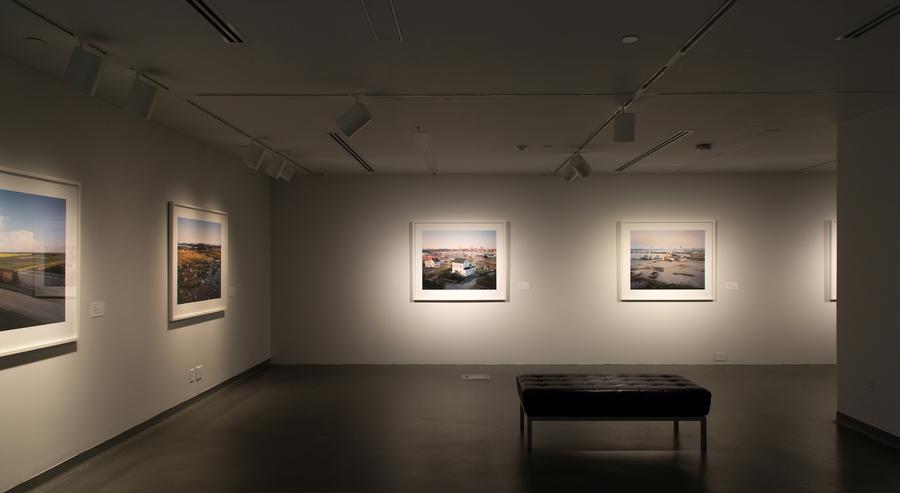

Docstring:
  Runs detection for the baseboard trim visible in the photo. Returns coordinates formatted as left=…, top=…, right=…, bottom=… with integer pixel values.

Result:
left=7, top=359, right=271, bottom=493
left=836, top=411, right=900, bottom=450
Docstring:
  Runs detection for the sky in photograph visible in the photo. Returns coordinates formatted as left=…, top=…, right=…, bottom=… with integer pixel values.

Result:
left=423, top=230, right=496, bottom=249
left=631, top=230, right=704, bottom=250
left=0, top=189, right=66, bottom=253
left=178, top=217, right=221, bottom=245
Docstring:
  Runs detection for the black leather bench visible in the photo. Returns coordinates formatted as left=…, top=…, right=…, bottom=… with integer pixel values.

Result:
left=516, top=374, right=712, bottom=450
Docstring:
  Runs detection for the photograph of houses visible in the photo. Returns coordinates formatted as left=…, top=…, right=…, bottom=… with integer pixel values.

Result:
left=177, top=217, right=222, bottom=304
left=630, top=229, right=705, bottom=290
left=421, top=229, right=497, bottom=290
left=0, top=188, right=66, bottom=332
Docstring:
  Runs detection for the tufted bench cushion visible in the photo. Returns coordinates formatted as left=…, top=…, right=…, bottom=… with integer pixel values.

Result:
left=517, top=374, right=712, bottom=418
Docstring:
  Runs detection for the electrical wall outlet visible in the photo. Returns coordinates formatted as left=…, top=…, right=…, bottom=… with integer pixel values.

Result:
left=189, top=368, right=196, bottom=383
left=196, top=365, right=203, bottom=381
left=713, top=352, right=728, bottom=362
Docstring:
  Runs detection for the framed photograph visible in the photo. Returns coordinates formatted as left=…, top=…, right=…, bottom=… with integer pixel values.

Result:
left=829, top=220, right=837, bottom=301
left=411, top=221, right=508, bottom=302
left=169, top=202, right=227, bottom=321
left=619, top=221, right=715, bottom=301
left=0, top=167, right=79, bottom=357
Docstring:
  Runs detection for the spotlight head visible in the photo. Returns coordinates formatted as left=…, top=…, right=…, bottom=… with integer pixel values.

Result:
left=279, top=163, right=297, bottom=181
left=63, top=46, right=104, bottom=96
left=337, top=101, right=372, bottom=138
left=264, top=157, right=286, bottom=178
left=125, top=75, right=157, bottom=120
left=614, top=112, right=636, bottom=143
left=569, top=153, right=592, bottom=178
left=559, top=164, right=578, bottom=182
left=243, top=141, right=268, bottom=170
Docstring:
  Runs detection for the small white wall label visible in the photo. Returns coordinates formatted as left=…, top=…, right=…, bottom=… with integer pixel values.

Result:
left=89, top=301, right=106, bottom=318
left=515, top=281, right=531, bottom=291
left=725, top=281, right=740, bottom=291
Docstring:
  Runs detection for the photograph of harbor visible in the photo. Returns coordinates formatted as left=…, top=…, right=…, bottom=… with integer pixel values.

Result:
left=0, top=188, right=66, bottom=332
left=630, top=229, right=705, bottom=289
left=177, top=217, right=222, bottom=304
left=421, top=229, right=497, bottom=290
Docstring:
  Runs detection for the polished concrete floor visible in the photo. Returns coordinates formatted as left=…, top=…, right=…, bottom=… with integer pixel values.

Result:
left=25, top=365, right=900, bottom=493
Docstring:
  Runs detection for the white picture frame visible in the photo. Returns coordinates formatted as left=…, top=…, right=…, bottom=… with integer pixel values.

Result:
left=829, top=220, right=837, bottom=301
left=169, top=202, right=228, bottom=321
left=619, top=221, right=716, bottom=301
left=411, top=221, right=508, bottom=302
left=0, top=166, right=79, bottom=357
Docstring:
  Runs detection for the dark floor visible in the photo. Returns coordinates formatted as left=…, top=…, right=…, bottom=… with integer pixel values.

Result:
left=24, top=365, right=900, bottom=493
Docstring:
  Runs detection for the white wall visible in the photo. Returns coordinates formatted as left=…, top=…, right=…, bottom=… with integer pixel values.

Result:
left=0, top=56, right=271, bottom=490
left=271, top=173, right=836, bottom=365
left=837, top=101, right=900, bottom=438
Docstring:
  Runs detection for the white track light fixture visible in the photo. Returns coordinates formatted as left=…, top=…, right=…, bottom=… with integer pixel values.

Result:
left=279, top=163, right=297, bottom=181
left=337, top=100, right=373, bottom=138
left=559, top=164, right=578, bottom=182
left=63, top=45, right=104, bottom=96
left=569, top=153, right=593, bottom=178
left=614, top=112, right=636, bottom=143
left=264, top=156, right=286, bottom=178
left=125, top=75, right=157, bottom=120
left=243, top=141, right=268, bottom=170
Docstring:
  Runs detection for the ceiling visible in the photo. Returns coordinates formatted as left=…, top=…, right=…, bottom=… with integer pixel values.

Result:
left=1, top=0, right=899, bottom=175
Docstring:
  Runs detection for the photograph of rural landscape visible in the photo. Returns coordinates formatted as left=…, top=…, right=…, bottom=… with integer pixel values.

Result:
left=421, top=230, right=497, bottom=290
left=0, top=188, right=66, bottom=331
left=177, top=217, right=222, bottom=304
left=630, top=229, right=705, bottom=289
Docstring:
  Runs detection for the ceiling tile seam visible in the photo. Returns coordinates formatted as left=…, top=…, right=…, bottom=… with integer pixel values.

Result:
left=9, top=0, right=315, bottom=176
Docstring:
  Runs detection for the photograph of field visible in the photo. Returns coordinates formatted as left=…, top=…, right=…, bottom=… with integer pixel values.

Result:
left=0, top=188, right=66, bottom=332
left=421, top=229, right=497, bottom=290
left=177, top=217, right=222, bottom=304
left=630, top=229, right=705, bottom=290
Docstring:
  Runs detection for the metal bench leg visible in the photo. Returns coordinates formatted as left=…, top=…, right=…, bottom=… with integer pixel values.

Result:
left=526, top=417, right=533, bottom=450
left=700, top=417, right=707, bottom=451
left=673, top=419, right=679, bottom=433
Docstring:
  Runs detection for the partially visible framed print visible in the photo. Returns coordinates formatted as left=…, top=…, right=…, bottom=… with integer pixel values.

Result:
left=411, top=221, right=508, bottom=302
left=619, top=221, right=715, bottom=301
left=169, top=202, right=227, bottom=321
left=829, top=220, right=837, bottom=301
left=0, top=167, right=79, bottom=357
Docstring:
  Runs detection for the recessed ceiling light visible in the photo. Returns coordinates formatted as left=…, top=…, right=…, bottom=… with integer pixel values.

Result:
left=24, top=36, right=46, bottom=44
left=621, top=35, right=640, bottom=44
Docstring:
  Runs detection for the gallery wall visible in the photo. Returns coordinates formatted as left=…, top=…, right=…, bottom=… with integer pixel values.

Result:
left=0, top=55, right=271, bottom=491
left=271, top=172, right=836, bottom=365
left=837, top=100, right=900, bottom=438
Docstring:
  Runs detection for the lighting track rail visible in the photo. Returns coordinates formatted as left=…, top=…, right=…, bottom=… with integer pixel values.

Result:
left=836, top=2, right=900, bottom=40
left=615, top=131, right=693, bottom=172
left=184, top=0, right=244, bottom=43
left=328, top=133, right=376, bottom=173
left=9, top=0, right=313, bottom=175
left=553, top=0, right=739, bottom=174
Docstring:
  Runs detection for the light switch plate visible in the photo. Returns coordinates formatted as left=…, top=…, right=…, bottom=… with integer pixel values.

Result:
left=725, top=282, right=739, bottom=291
left=515, top=281, right=531, bottom=291
left=89, top=301, right=106, bottom=318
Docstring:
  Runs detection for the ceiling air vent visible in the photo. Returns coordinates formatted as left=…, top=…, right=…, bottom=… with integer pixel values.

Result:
left=616, top=131, right=693, bottom=172
left=185, top=0, right=244, bottom=43
left=836, top=3, right=900, bottom=40
left=328, top=133, right=376, bottom=173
